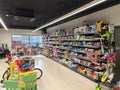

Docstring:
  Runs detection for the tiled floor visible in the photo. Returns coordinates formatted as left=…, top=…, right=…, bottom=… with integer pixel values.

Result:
left=0, top=55, right=106, bottom=90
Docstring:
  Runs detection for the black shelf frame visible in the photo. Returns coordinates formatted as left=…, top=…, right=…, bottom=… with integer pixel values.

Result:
left=74, top=56, right=101, bottom=63
left=59, top=34, right=74, bottom=37
left=61, top=38, right=100, bottom=42
left=62, top=44, right=101, bottom=49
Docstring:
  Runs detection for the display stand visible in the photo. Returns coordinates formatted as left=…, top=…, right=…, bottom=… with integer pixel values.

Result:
left=42, top=20, right=116, bottom=83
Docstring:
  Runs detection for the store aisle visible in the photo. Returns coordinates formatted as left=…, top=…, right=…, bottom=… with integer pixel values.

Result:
left=0, top=59, right=6, bottom=90
left=35, top=55, right=97, bottom=90
left=0, top=59, right=6, bottom=81
left=0, top=55, right=97, bottom=90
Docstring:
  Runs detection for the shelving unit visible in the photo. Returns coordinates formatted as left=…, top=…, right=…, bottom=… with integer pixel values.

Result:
left=41, top=21, right=114, bottom=82
left=49, top=57, right=97, bottom=82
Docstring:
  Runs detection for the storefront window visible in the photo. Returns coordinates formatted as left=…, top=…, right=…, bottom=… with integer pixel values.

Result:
left=11, top=35, right=42, bottom=49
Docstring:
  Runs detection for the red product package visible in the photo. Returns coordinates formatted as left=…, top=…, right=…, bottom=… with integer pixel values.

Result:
left=113, top=87, right=120, bottom=90
left=7, top=55, right=12, bottom=61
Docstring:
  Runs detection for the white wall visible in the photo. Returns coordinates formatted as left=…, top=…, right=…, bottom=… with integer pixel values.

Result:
left=47, top=4, right=120, bottom=32
left=0, top=29, right=41, bottom=49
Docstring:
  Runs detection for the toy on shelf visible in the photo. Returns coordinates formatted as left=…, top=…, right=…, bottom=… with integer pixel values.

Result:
left=61, top=58, right=67, bottom=64
left=78, top=26, right=87, bottom=34
left=107, top=53, right=116, bottom=67
left=45, top=48, right=50, bottom=57
left=113, top=81, right=120, bottom=90
left=92, top=71, right=102, bottom=81
left=88, top=25, right=96, bottom=33
left=96, top=20, right=109, bottom=33
left=71, top=63, right=78, bottom=69
left=101, top=67, right=115, bottom=88
left=55, top=30, right=59, bottom=36
left=101, top=30, right=110, bottom=40
left=77, top=66, right=86, bottom=74
left=79, top=35, right=86, bottom=40
left=86, top=68, right=92, bottom=77
left=66, top=60, right=73, bottom=67
left=96, top=20, right=110, bottom=52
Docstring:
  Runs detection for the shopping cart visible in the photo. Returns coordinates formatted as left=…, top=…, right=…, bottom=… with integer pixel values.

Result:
left=1, top=56, right=43, bottom=90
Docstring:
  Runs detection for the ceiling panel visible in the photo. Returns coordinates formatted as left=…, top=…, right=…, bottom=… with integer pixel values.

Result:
left=0, top=0, right=119, bottom=30
left=0, top=0, right=92, bottom=29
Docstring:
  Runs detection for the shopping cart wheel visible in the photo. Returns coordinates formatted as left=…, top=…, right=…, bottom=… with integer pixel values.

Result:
left=34, top=68, right=43, bottom=80
left=2, top=69, right=10, bottom=82
left=0, top=80, right=3, bottom=83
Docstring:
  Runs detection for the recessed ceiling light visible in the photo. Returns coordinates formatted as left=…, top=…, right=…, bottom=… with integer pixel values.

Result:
left=5, top=14, right=9, bottom=17
left=14, top=16, right=19, bottom=20
left=32, top=0, right=107, bottom=32
left=30, top=18, right=35, bottom=22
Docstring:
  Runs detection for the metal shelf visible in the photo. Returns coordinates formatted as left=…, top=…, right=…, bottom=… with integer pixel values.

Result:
left=48, top=39, right=58, bottom=41
left=57, top=55, right=104, bottom=71
left=61, top=38, right=101, bottom=42
left=62, top=44, right=100, bottom=49
left=50, top=35, right=58, bottom=38
left=74, top=56, right=99, bottom=63
left=60, top=34, right=74, bottom=37
left=49, top=57, right=97, bottom=82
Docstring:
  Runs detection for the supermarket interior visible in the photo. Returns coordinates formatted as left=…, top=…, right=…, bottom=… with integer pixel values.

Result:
left=0, top=0, right=120, bottom=90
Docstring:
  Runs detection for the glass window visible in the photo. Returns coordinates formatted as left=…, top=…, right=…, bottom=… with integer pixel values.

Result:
left=11, top=35, right=42, bottom=49
left=30, top=35, right=42, bottom=48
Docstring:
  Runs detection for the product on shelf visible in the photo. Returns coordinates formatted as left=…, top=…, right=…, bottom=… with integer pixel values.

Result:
left=86, top=68, right=92, bottom=77
left=77, top=66, right=86, bottom=74
left=79, top=35, right=86, bottom=40
left=42, top=20, right=116, bottom=83
left=96, top=20, right=109, bottom=33
left=71, top=63, right=78, bottom=69
left=88, top=25, right=96, bottom=33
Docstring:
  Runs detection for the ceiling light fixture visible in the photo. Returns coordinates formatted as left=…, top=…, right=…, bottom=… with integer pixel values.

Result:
left=0, top=17, right=8, bottom=31
left=6, top=14, right=9, bottom=17
left=30, top=18, right=36, bottom=22
left=32, top=0, right=107, bottom=32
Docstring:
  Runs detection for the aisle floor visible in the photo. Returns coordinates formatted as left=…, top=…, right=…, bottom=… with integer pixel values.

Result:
left=0, top=55, right=100, bottom=90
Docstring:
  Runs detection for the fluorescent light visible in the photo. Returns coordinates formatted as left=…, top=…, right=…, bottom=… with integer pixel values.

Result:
left=0, top=17, right=8, bottom=30
left=32, top=0, right=107, bottom=32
